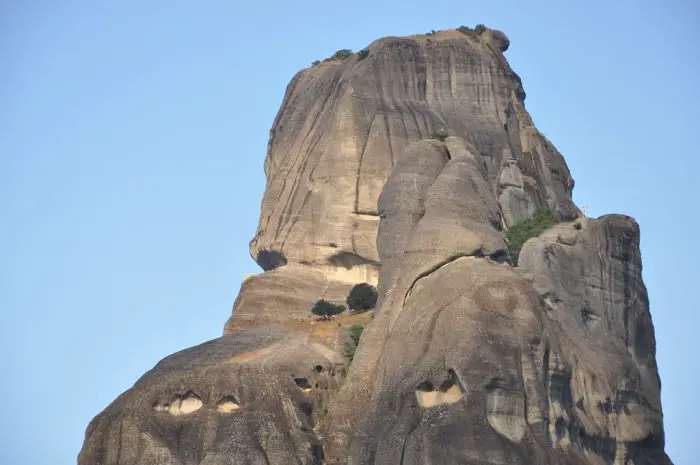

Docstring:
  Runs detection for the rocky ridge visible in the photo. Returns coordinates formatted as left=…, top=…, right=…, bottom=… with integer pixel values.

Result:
left=79, top=26, right=672, bottom=465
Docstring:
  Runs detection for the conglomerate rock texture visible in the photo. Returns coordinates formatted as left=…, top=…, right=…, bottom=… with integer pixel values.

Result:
left=80, top=27, right=672, bottom=465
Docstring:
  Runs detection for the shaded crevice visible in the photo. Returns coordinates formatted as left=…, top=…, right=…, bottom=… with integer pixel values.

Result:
left=327, top=251, right=380, bottom=269
left=443, top=142, right=453, bottom=160
left=310, top=443, right=325, bottom=464
left=489, top=249, right=509, bottom=263
left=402, top=252, right=484, bottom=312
left=569, top=421, right=617, bottom=464
left=354, top=211, right=380, bottom=217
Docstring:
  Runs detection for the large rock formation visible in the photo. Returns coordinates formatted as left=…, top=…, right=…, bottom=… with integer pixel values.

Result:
left=80, top=27, right=672, bottom=465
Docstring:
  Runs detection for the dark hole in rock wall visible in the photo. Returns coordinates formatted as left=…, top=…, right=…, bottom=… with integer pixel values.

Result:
left=581, top=308, right=600, bottom=328
left=311, top=443, right=325, bottom=462
left=295, top=378, right=312, bottom=391
left=256, top=250, right=288, bottom=271
left=216, top=396, right=241, bottom=413
left=415, top=371, right=464, bottom=408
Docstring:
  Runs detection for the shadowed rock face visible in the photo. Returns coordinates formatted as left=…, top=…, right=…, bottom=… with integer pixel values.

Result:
left=79, top=27, right=671, bottom=465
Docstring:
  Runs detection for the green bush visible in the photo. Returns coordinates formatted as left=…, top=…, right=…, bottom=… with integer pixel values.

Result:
left=505, top=208, right=560, bottom=265
left=347, top=324, right=365, bottom=345
left=458, top=24, right=487, bottom=37
left=312, top=299, right=346, bottom=320
left=346, top=283, right=378, bottom=312
left=357, top=49, right=370, bottom=60
left=573, top=222, right=582, bottom=230
left=430, top=132, right=448, bottom=141
left=312, top=60, right=321, bottom=66
left=343, top=324, right=365, bottom=363
left=331, top=49, right=353, bottom=60
left=457, top=25, right=473, bottom=35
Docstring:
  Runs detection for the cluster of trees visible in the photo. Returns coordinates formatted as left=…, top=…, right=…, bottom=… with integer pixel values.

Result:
left=457, top=24, right=487, bottom=37
left=311, top=282, right=378, bottom=320
left=310, top=284, right=376, bottom=364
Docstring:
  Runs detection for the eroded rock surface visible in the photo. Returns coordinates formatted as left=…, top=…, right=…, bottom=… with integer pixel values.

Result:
left=80, top=26, right=671, bottom=465
left=517, top=215, right=669, bottom=464
left=79, top=327, right=343, bottom=465
left=251, top=28, right=575, bottom=274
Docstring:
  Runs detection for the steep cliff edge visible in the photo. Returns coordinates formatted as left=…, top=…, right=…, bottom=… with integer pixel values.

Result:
left=79, top=26, right=671, bottom=465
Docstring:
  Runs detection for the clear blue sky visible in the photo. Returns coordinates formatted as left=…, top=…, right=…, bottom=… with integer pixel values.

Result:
left=1, top=1, right=697, bottom=464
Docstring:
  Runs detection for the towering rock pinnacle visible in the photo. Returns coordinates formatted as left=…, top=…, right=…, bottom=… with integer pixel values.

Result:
left=79, top=27, right=672, bottom=465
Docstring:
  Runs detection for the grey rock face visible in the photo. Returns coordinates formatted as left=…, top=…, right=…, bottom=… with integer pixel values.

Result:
left=241, top=28, right=575, bottom=327
left=321, top=144, right=671, bottom=464
left=79, top=27, right=671, bottom=465
left=79, top=327, right=343, bottom=465
left=517, top=215, right=670, bottom=464
left=250, top=28, right=576, bottom=276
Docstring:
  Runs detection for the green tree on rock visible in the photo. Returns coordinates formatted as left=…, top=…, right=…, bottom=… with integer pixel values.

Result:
left=505, top=208, right=560, bottom=265
left=346, top=283, right=378, bottom=312
left=312, top=299, right=345, bottom=320
left=343, top=324, right=365, bottom=363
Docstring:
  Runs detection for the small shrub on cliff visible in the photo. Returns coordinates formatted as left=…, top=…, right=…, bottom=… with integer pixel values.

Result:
left=312, top=299, right=345, bottom=320
left=346, top=283, right=378, bottom=312
left=327, top=49, right=353, bottom=61
left=343, top=324, right=365, bottom=363
left=505, top=208, right=560, bottom=265
left=348, top=324, right=364, bottom=345
left=312, top=60, right=321, bottom=66
left=458, top=25, right=487, bottom=37
left=457, top=25, right=473, bottom=35
left=357, top=49, right=370, bottom=60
